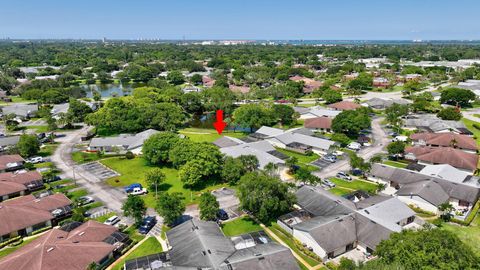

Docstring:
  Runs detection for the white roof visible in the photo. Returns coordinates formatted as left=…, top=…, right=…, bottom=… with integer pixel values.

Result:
left=419, top=164, right=473, bottom=185
left=220, top=142, right=284, bottom=169
left=89, top=129, right=159, bottom=150
left=273, top=132, right=335, bottom=151
left=307, top=108, right=341, bottom=118
left=255, top=126, right=285, bottom=137
left=356, top=198, right=415, bottom=232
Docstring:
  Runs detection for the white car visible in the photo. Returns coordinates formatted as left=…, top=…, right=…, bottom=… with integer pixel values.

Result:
left=104, top=215, right=120, bottom=226
left=347, top=142, right=361, bottom=151
left=130, top=187, right=148, bottom=196
left=28, top=156, right=44, bottom=164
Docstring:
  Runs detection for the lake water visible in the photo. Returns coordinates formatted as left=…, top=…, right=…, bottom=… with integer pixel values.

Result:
left=83, top=83, right=146, bottom=98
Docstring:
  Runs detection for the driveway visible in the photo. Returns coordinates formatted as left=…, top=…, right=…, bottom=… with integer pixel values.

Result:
left=50, top=126, right=126, bottom=213
left=313, top=117, right=388, bottom=179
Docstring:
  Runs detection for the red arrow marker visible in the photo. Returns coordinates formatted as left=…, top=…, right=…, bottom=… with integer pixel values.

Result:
left=213, top=110, right=227, bottom=135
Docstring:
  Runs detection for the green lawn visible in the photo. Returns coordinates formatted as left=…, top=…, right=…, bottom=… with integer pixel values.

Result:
left=442, top=213, right=480, bottom=254
left=111, top=237, right=163, bottom=270
left=383, top=160, right=408, bottom=169
left=221, top=216, right=262, bottom=237
left=276, top=148, right=319, bottom=172
left=34, top=161, right=54, bottom=169
left=67, top=188, right=88, bottom=201
left=38, top=144, right=59, bottom=157
left=179, top=128, right=247, bottom=143
left=268, top=223, right=321, bottom=267
left=92, top=212, right=117, bottom=223
left=327, top=187, right=352, bottom=196
left=0, top=234, right=41, bottom=258
left=329, top=177, right=379, bottom=194
left=71, top=151, right=105, bottom=164
left=26, top=125, right=49, bottom=133
left=462, top=118, right=480, bottom=145
left=102, top=157, right=231, bottom=207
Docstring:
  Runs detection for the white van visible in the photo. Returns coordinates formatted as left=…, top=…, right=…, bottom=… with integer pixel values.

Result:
left=104, top=215, right=120, bottom=226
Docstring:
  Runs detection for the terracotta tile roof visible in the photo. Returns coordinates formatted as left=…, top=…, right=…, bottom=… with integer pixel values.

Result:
left=410, top=132, right=478, bottom=151
left=304, top=117, right=332, bottom=129
left=229, top=84, right=250, bottom=93
left=327, top=101, right=361, bottom=111
left=289, top=76, right=323, bottom=93
left=0, top=155, right=24, bottom=171
left=0, top=194, right=72, bottom=236
left=202, top=76, right=215, bottom=87
left=0, top=181, right=26, bottom=196
left=405, top=146, right=479, bottom=171
left=0, top=171, right=43, bottom=186
left=0, top=221, right=118, bottom=270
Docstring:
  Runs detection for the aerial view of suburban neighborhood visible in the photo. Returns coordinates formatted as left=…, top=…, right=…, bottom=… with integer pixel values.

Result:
left=0, top=1, right=479, bottom=270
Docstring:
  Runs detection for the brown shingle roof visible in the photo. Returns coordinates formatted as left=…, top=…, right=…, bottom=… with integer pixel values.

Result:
left=289, top=76, right=323, bottom=93
left=0, top=171, right=43, bottom=185
left=405, top=146, right=479, bottom=171
left=0, top=221, right=118, bottom=270
left=0, top=181, right=27, bottom=197
left=410, top=132, right=478, bottom=151
left=327, top=101, right=361, bottom=111
left=304, top=117, right=332, bottom=129
left=0, top=194, right=72, bottom=236
left=0, top=155, right=24, bottom=171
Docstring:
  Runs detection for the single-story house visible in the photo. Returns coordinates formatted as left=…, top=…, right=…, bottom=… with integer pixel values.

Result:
left=369, top=163, right=480, bottom=216
left=219, top=140, right=286, bottom=169
left=372, top=77, right=390, bottom=88
left=296, top=107, right=341, bottom=120
left=403, top=114, right=469, bottom=134
left=0, top=193, right=72, bottom=242
left=410, top=132, right=478, bottom=153
left=0, top=220, right=130, bottom=270
left=304, top=117, right=332, bottom=132
left=419, top=164, right=474, bottom=184
left=0, top=136, right=20, bottom=152
left=1, top=104, right=38, bottom=119
left=290, top=76, right=323, bottom=93
left=405, top=146, right=479, bottom=173
left=279, top=186, right=417, bottom=261
left=248, top=126, right=285, bottom=140
left=0, top=171, right=44, bottom=201
left=182, top=85, right=202, bottom=93
left=363, top=98, right=411, bottom=110
left=157, top=218, right=300, bottom=270
left=268, top=131, right=336, bottom=155
left=212, top=136, right=245, bottom=148
left=327, top=101, right=361, bottom=111
left=0, top=155, right=25, bottom=172
left=88, top=129, right=159, bottom=154
left=51, top=101, right=97, bottom=120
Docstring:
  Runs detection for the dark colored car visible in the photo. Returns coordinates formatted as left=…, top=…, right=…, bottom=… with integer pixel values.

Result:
left=138, top=216, right=157, bottom=234
left=217, top=209, right=229, bottom=221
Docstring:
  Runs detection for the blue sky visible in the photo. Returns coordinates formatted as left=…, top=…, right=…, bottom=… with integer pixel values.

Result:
left=0, top=0, right=479, bottom=40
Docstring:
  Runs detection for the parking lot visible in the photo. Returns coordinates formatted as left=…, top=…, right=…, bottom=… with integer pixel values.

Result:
left=211, top=187, right=242, bottom=220
left=311, top=158, right=332, bottom=169
left=81, top=161, right=119, bottom=180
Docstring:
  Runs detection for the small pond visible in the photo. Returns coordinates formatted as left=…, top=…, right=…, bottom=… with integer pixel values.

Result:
left=82, top=83, right=146, bottom=98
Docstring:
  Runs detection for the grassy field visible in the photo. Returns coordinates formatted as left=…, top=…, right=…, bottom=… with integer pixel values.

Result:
left=221, top=216, right=262, bottom=237
left=276, top=148, right=319, bottom=172
left=462, top=118, right=480, bottom=145
left=71, top=151, right=105, bottom=164
left=382, top=160, right=408, bottom=169
left=442, top=213, right=480, bottom=254
left=111, top=237, right=163, bottom=270
left=329, top=177, right=379, bottom=194
left=179, top=128, right=247, bottom=143
left=327, top=187, right=352, bottom=196
left=67, top=188, right=88, bottom=201
left=38, top=144, right=59, bottom=157
left=102, top=157, right=231, bottom=207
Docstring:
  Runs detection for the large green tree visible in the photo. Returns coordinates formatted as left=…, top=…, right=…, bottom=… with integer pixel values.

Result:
left=233, top=104, right=274, bottom=132
left=156, top=192, right=185, bottom=225
left=237, top=172, right=296, bottom=223
left=122, top=195, right=147, bottom=226
left=221, top=156, right=246, bottom=184
left=17, top=134, right=40, bottom=157
left=199, top=193, right=220, bottom=221
left=143, top=132, right=180, bottom=165
left=440, top=87, right=476, bottom=107
left=437, top=107, right=462, bottom=120
left=332, top=109, right=371, bottom=137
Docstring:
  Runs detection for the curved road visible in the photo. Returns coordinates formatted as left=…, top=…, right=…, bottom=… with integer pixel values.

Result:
left=50, top=126, right=126, bottom=213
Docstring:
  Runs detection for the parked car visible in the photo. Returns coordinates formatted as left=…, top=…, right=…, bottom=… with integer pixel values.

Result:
left=138, top=216, right=157, bottom=234
left=336, top=171, right=352, bottom=181
left=347, top=142, right=361, bottom=151
left=130, top=187, right=148, bottom=195
left=388, top=131, right=398, bottom=137
left=351, top=168, right=364, bottom=176
left=27, top=156, right=44, bottom=164
left=77, top=196, right=95, bottom=206
left=104, top=215, right=120, bottom=226
left=217, top=209, right=229, bottom=221
left=322, top=154, right=337, bottom=163
left=323, top=179, right=336, bottom=188
left=124, top=183, right=143, bottom=193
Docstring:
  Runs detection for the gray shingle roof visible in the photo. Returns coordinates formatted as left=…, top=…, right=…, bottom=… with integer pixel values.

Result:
left=89, top=129, right=159, bottom=150
left=296, top=186, right=356, bottom=216
left=220, top=141, right=284, bottom=169
left=0, top=136, right=20, bottom=148
left=397, top=180, right=450, bottom=206
left=273, top=132, right=335, bottom=152
left=212, top=136, right=245, bottom=148
left=166, top=219, right=236, bottom=269
left=371, top=163, right=480, bottom=203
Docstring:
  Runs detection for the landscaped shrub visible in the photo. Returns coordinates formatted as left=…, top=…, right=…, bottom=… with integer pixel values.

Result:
left=0, top=236, right=22, bottom=249
left=31, top=226, right=52, bottom=236
left=125, top=151, right=135, bottom=160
